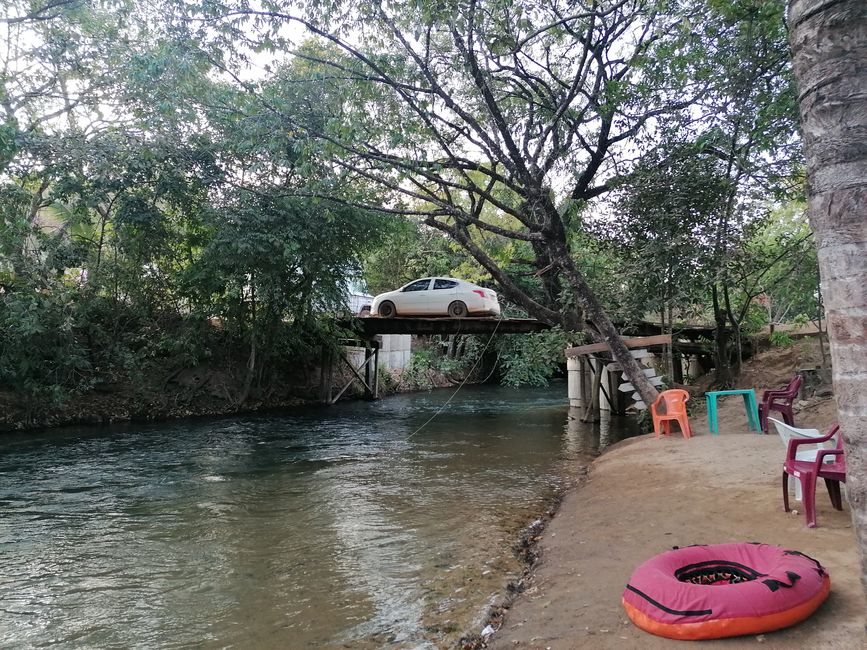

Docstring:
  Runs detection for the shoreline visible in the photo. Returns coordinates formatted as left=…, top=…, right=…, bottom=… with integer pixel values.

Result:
left=485, top=397, right=864, bottom=649
left=0, top=371, right=460, bottom=435
left=457, top=443, right=609, bottom=649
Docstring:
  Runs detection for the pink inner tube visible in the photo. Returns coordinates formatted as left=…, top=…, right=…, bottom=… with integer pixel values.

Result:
left=622, top=542, right=830, bottom=639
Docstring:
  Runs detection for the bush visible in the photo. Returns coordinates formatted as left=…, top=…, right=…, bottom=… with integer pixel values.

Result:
left=399, top=349, right=439, bottom=390
left=496, top=327, right=580, bottom=387
left=0, top=287, right=93, bottom=411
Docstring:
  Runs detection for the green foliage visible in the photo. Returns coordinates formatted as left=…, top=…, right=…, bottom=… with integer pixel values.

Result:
left=749, top=204, right=821, bottom=326
left=0, top=286, right=93, bottom=410
left=399, top=349, right=440, bottom=391
left=496, top=327, right=579, bottom=388
left=594, top=144, right=729, bottom=325
left=769, top=330, right=794, bottom=348
left=0, top=0, right=811, bottom=414
left=0, top=15, right=395, bottom=407
left=0, top=121, right=20, bottom=172
left=363, top=220, right=466, bottom=294
left=740, top=300, right=768, bottom=335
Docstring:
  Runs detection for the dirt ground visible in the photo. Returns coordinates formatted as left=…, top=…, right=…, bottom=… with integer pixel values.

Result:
left=487, top=343, right=866, bottom=649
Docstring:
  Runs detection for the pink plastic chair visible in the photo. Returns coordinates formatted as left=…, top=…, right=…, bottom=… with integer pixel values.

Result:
left=759, top=375, right=802, bottom=432
left=650, top=389, right=692, bottom=439
left=782, top=423, right=845, bottom=528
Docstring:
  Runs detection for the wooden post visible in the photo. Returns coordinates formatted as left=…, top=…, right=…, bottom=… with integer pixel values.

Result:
left=599, top=361, right=612, bottom=412
left=581, top=357, right=592, bottom=406
left=364, top=344, right=374, bottom=400
left=372, top=346, right=379, bottom=399
left=582, top=358, right=602, bottom=423
left=672, top=352, right=684, bottom=384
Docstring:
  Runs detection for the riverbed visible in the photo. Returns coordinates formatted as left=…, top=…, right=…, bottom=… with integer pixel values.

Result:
left=0, top=384, right=636, bottom=648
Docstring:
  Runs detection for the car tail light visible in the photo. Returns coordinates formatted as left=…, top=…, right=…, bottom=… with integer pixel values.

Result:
left=472, top=289, right=486, bottom=298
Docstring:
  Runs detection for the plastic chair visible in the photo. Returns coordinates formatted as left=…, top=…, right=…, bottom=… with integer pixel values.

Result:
left=759, top=375, right=802, bottom=432
left=782, top=423, right=845, bottom=528
left=650, top=389, right=692, bottom=439
left=770, top=418, right=837, bottom=501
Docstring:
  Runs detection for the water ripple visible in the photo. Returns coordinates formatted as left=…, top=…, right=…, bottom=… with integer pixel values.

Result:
left=0, top=383, right=636, bottom=648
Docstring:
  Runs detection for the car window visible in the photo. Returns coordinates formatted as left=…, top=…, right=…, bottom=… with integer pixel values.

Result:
left=433, top=279, right=458, bottom=290
left=402, top=279, right=431, bottom=292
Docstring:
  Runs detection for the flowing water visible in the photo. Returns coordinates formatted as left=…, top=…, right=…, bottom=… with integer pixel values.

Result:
left=0, top=384, right=637, bottom=649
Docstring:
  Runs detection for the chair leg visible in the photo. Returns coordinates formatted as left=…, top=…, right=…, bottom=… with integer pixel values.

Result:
left=782, top=407, right=794, bottom=426
left=804, top=472, right=818, bottom=528
left=825, top=479, right=843, bottom=510
left=782, top=471, right=791, bottom=513
left=679, top=415, right=692, bottom=439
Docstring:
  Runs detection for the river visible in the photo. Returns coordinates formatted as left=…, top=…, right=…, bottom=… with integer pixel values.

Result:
left=0, top=384, right=637, bottom=649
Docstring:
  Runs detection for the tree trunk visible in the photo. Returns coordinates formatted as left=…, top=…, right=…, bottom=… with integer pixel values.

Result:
left=816, top=283, right=828, bottom=366
left=712, top=284, right=733, bottom=387
left=555, top=246, right=660, bottom=407
left=788, top=0, right=867, bottom=595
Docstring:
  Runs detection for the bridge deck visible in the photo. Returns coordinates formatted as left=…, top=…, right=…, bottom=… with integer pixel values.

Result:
left=339, top=317, right=551, bottom=337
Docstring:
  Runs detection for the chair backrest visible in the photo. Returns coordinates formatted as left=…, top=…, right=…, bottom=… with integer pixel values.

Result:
left=782, top=421, right=840, bottom=463
left=819, top=425, right=846, bottom=473
left=653, top=389, right=689, bottom=416
left=770, top=418, right=836, bottom=462
left=782, top=375, right=803, bottom=397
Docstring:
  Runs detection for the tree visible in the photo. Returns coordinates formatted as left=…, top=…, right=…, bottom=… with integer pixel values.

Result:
left=755, top=206, right=825, bottom=361
left=684, top=0, right=800, bottom=386
left=0, top=8, right=394, bottom=408
left=787, top=0, right=867, bottom=594
left=597, top=144, right=728, bottom=376
left=179, top=0, right=729, bottom=406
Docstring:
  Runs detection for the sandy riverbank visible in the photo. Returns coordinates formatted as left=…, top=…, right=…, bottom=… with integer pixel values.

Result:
left=486, top=396, right=865, bottom=649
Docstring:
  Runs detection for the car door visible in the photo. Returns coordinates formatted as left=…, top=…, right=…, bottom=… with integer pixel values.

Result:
left=398, top=278, right=432, bottom=315
left=431, top=278, right=458, bottom=315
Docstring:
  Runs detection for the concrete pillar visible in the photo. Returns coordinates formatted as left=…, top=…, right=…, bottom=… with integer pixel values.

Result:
left=567, top=357, right=584, bottom=408
left=687, top=356, right=701, bottom=380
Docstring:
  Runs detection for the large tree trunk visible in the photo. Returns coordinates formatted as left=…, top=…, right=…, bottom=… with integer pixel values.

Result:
left=711, top=284, right=734, bottom=387
left=554, top=244, right=660, bottom=408
left=788, top=0, right=867, bottom=595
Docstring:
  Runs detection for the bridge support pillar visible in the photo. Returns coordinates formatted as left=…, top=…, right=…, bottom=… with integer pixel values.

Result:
left=324, top=339, right=381, bottom=405
left=568, top=357, right=588, bottom=408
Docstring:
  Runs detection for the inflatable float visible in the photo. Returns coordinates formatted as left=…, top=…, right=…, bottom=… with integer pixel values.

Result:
left=622, top=543, right=830, bottom=640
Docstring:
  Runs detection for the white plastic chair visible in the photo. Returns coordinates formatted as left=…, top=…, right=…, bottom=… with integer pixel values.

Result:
left=770, top=417, right=838, bottom=501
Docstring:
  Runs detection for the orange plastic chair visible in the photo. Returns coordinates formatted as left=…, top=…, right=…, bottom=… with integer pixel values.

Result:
left=650, top=389, right=692, bottom=439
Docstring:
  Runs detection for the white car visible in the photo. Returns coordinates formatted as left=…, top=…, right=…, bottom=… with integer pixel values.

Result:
left=371, top=277, right=501, bottom=318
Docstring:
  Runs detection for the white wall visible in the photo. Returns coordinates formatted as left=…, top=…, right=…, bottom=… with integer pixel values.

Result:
left=378, top=334, right=412, bottom=370
left=345, top=334, right=412, bottom=371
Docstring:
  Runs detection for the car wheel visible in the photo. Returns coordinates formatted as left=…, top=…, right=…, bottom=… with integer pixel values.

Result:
left=378, top=301, right=396, bottom=318
left=448, top=301, right=468, bottom=318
